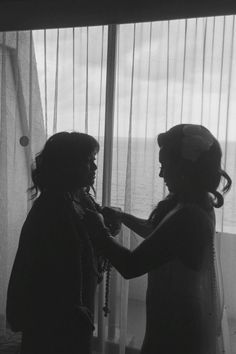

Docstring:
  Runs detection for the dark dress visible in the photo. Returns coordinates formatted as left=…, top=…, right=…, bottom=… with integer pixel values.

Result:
left=7, top=191, right=99, bottom=354
left=140, top=203, right=218, bottom=354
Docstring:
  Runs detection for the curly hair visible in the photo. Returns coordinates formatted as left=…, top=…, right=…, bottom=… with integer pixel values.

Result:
left=157, top=124, right=231, bottom=208
left=29, top=132, right=99, bottom=199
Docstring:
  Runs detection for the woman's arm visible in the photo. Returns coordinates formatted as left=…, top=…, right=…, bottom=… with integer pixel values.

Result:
left=102, top=207, right=153, bottom=238
left=86, top=207, right=182, bottom=278
left=120, top=212, right=153, bottom=238
left=85, top=205, right=211, bottom=279
left=100, top=214, right=178, bottom=279
left=97, top=234, right=172, bottom=279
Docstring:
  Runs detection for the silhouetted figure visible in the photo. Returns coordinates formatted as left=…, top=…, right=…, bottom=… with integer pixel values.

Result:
left=84, top=124, right=232, bottom=354
left=6, top=132, right=119, bottom=354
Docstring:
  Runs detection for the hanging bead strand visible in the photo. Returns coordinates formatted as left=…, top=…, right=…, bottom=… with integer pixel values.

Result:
left=103, top=261, right=112, bottom=317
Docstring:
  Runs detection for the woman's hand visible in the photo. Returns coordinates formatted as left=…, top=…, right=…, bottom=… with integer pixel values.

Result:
left=101, top=207, right=122, bottom=236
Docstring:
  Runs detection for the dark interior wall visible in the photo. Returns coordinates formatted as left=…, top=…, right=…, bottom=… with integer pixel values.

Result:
left=1, top=0, right=236, bottom=31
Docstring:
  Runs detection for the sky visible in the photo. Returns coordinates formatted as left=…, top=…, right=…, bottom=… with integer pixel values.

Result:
left=32, top=15, right=236, bottom=140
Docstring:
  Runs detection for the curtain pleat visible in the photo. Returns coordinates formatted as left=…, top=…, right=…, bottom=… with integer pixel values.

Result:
left=0, top=32, right=7, bottom=336
left=165, top=21, right=170, bottom=130
left=144, top=22, right=152, bottom=153
left=200, top=19, right=207, bottom=124
left=217, top=17, right=226, bottom=138
left=115, top=26, right=120, bottom=203
left=13, top=32, right=19, bottom=160
left=95, top=26, right=105, bottom=196
left=208, top=17, right=216, bottom=125
left=185, top=19, right=197, bottom=124
left=162, top=21, right=170, bottom=198
left=180, top=19, right=187, bottom=123
left=29, top=31, right=33, bottom=140
left=27, top=31, right=33, bottom=211
left=223, top=16, right=234, bottom=170
left=85, top=27, right=89, bottom=133
left=125, top=23, right=136, bottom=213
left=98, top=26, right=105, bottom=139
left=44, top=29, right=48, bottom=138
left=53, top=29, right=59, bottom=134
left=72, top=27, right=75, bottom=129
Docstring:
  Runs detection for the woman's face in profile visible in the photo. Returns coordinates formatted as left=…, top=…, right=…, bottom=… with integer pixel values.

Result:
left=76, top=151, right=97, bottom=188
left=159, top=147, right=182, bottom=193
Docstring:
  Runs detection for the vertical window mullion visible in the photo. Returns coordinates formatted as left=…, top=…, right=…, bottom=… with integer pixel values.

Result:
left=53, top=28, right=59, bottom=134
left=27, top=31, right=33, bottom=211
left=102, top=24, right=117, bottom=207
left=72, top=27, right=75, bottom=129
left=97, top=24, right=117, bottom=353
left=85, top=27, right=89, bottom=133
left=44, top=29, right=48, bottom=139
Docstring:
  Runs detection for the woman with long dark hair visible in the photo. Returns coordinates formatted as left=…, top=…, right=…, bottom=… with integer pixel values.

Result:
left=84, top=124, right=232, bottom=354
left=7, top=132, right=118, bottom=354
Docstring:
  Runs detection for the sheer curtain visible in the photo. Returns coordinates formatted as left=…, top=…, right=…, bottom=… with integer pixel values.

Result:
left=0, top=15, right=236, bottom=354
left=111, top=17, right=236, bottom=353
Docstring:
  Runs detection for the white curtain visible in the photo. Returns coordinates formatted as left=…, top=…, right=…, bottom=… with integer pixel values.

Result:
left=111, top=18, right=236, bottom=353
left=1, top=15, right=236, bottom=354
left=111, top=17, right=236, bottom=353
left=0, top=31, right=45, bottom=341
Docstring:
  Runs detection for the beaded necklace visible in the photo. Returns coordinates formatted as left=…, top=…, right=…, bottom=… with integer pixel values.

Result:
left=68, top=189, right=112, bottom=317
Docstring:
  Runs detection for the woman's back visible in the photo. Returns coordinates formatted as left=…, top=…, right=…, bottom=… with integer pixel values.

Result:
left=142, top=202, right=218, bottom=354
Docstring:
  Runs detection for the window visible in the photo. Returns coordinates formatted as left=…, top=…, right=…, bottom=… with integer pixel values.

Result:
left=1, top=16, right=236, bottom=353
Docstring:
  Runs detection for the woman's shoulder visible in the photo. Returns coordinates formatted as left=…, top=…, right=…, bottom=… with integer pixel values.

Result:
left=171, top=202, right=215, bottom=244
left=31, top=191, right=69, bottom=215
left=174, top=203, right=215, bottom=269
left=161, top=201, right=215, bottom=235
left=22, top=192, right=70, bottom=235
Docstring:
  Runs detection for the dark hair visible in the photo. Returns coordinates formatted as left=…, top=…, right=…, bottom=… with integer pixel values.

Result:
left=29, top=132, right=99, bottom=199
left=157, top=124, right=232, bottom=208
